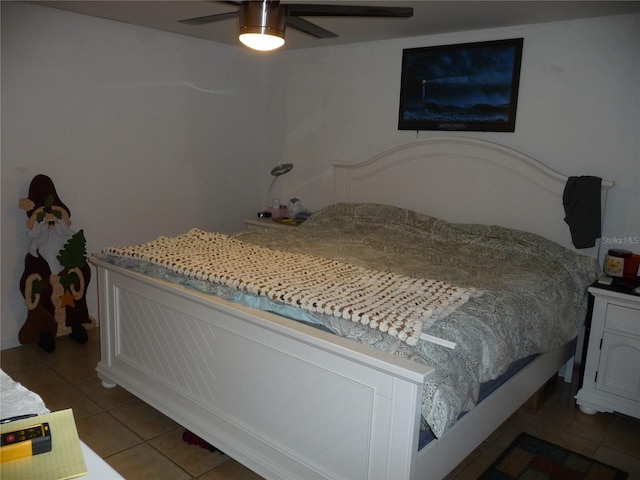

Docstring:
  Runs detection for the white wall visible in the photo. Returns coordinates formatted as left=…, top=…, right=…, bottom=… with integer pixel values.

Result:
left=1, top=2, right=269, bottom=348
left=2, top=3, right=639, bottom=349
left=265, top=14, right=640, bottom=255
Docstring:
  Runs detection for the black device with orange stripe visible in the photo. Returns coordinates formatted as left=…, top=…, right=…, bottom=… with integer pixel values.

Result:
left=0, top=422, right=52, bottom=463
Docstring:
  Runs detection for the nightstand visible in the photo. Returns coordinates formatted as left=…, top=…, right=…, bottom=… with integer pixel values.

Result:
left=575, top=279, right=640, bottom=419
left=243, top=218, right=291, bottom=230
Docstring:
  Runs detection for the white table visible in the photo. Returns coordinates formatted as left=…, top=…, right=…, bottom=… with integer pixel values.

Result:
left=1, top=369, right=124, bottom=479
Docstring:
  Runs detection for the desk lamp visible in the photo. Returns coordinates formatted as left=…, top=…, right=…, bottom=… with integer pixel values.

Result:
left=257, top=163, right=293, bottom=218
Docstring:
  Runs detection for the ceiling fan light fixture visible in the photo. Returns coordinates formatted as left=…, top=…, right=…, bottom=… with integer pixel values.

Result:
left=239, top=1, right=286, bottom=51
left=239, top=32, right=285, bottom=51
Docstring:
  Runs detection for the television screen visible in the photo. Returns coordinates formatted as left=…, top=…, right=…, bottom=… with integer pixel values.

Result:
left=398, top=38, right=523, bottom=132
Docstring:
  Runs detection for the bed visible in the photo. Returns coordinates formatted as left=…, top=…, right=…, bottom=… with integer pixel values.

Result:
left=89, top=137, right=613, bottom=479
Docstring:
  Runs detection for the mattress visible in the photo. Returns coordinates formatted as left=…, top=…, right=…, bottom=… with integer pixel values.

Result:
left=100, top=203, right=600, bottom=438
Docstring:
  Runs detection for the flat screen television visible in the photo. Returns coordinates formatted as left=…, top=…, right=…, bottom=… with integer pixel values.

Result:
left=398, top=38, right=523, bottom=132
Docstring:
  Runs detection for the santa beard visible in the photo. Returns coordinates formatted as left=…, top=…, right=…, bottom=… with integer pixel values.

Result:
left=27, top=220, right=75, bottom=275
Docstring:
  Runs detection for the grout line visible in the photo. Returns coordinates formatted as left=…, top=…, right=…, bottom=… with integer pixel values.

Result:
left=146, top=440, right=204, bottom=479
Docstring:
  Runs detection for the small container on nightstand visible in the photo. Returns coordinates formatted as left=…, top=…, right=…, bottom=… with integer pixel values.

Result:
left=575, top=277, right=640, bottom=419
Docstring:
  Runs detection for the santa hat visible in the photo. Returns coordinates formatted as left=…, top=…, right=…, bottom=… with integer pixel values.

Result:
left=19, top=174, right=70, bottom=219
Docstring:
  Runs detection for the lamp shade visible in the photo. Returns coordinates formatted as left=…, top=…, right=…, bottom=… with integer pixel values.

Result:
left=271, top=163, right=293, bottom=176
left=239, top=1, right=286, bottom=51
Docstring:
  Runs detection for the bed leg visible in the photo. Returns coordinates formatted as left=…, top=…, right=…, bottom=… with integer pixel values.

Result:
left=578, top=405, right=598, bottom=415
left=560, top=356, right=574, bottom=383
left=97, top=361, right=117, bottom=388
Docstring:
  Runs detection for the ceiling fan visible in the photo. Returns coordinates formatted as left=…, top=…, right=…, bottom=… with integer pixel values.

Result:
left=179, top=1, right=413, bottom=51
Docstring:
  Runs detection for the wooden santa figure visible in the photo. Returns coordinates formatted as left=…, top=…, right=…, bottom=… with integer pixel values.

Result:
left=18, top=174, right=92, bottom=352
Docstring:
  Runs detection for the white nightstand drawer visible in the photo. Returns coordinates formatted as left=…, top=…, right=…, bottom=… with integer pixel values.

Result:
left=605, top=303, right=640, bottom=336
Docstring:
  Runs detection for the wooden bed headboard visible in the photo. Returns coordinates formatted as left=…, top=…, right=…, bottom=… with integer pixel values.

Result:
left=333, top=137, right=614, bottom=257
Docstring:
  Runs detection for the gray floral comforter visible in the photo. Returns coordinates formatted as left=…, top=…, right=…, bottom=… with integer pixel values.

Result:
left=235, top=203, right=600, bottom=437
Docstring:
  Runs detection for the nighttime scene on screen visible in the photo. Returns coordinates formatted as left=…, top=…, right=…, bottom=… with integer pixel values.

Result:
left=399, top=41, right=522, bottom=130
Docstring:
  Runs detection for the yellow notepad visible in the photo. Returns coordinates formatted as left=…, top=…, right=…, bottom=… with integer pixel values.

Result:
left=1, top=409, right=87, bottom=480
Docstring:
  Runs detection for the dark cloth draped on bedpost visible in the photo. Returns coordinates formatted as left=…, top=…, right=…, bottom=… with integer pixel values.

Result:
left=562, top=176, right=602, bottom=249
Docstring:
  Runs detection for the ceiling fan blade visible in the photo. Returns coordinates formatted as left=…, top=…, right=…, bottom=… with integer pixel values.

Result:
left=286, top=15, right=337, bottom=38
left=285, top=4, right=413, bottom=18
left=179, top=11, right=238, bottom=26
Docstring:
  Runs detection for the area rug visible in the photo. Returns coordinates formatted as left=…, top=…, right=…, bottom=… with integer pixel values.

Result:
left=479, top=432, right=628, bottom=479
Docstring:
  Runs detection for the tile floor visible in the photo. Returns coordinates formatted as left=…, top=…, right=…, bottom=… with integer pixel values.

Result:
left=1, top=327, right=639, bottom=480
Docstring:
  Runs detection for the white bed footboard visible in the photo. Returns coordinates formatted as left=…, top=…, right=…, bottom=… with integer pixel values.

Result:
left=92, top=256, right=434, bottom=480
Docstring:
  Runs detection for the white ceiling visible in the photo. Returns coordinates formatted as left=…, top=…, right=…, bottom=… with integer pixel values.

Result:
left=36, top=1, right=640, bottom=50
